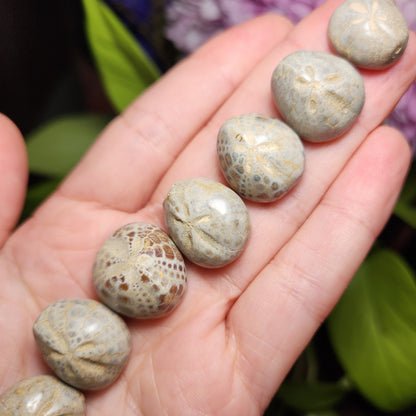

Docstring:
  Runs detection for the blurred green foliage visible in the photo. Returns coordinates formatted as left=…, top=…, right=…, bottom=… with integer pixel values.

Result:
left=82, top=0, right=160, bottom=112
left=395, top=164, right=416, bottom=229
left=328, top=249, right=416, bottom=412
left=26, top=113, right=112, bottom=177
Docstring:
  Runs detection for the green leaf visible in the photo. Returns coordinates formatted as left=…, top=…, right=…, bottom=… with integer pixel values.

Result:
left=277, top=380, right=348, bottom=412
left=82, top=0, right=161, bottom=113
left=328, top=249, right=416, bottom=412
left=26, top=113, right=111, bottom=177
left=394, top=163, right=416, bottom=228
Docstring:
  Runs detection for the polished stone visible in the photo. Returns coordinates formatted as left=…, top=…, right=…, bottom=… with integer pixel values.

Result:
left=328, top=0, right=409, bottom=69
left=33, top=298, right=131, bottom=391
left=164, top=178, right=250, bottom=268
left=217, top=113, right=305, bottom=202
left=0, top=375, right=85, bottom=416
left=93, top=222, right=187, bottom=319
left=271, top=50, right=365, bottom=142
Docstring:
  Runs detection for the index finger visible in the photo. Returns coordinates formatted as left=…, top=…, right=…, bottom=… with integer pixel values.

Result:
left=146, top=0, right=416, bottom=298
left=60, top=14, right=293, bottom=212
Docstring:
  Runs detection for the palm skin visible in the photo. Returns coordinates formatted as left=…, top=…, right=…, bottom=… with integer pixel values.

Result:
left=1, top=1, right=416, bottom=414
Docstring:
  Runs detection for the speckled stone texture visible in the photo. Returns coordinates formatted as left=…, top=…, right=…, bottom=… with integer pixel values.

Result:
left=328, top=0, right=409, bottom=69
left=217, top=113, right=305, bottom=202
left=271, top=50, right=365, bottom=142
left=164, top=177, right=250, bottom=268
left=33, top=298, right=131, bottom=391
left=93, top=222, right=187, bottom=319
left=0, top=375, right=85, bottom=416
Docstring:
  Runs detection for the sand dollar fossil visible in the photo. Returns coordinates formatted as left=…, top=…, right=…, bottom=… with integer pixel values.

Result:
left=217, top=113, right=305, bottom=202
left=328, top=0, right=409, bottom=69
left=93, top=222, right=187, bottom=319
left=271, top=50, right=365, bottom=142
left=163, top=177, right=250, bottom=268
left=33, top=298, right=131, bottom=391
left=0, top=375, right=85, bottom=416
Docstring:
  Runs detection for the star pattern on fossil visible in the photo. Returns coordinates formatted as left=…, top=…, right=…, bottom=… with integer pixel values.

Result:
left=169, top=202, right=219, bottom=251
left=349, top=1, right=387, bottom=32
left=232, top=128, right=281, bottom=177
left=294, top=65, right=347, bottom=116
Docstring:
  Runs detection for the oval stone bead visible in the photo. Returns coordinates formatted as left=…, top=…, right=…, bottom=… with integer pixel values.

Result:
left=271, top=50, right=365, bottom=142
left=328, top=0, right=409, bottom=69
left=164, top=178, right=250, bottom=268
left=217, top=113, right=305, bottom=202
left=93, top=222, right=187, bottom=319
left=0, top=375, right=85, bottom=416
left=33, top=298, right=131, bottom=391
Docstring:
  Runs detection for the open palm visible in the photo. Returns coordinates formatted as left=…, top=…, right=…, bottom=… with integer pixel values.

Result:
left=1, top=1, right=415, bottom=414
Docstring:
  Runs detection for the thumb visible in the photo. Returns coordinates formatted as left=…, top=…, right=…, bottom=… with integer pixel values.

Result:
left=0, top=114, right=28, bottom=247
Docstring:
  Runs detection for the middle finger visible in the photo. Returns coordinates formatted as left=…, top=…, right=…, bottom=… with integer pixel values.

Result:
left=147, top=0, right=416, bottom=294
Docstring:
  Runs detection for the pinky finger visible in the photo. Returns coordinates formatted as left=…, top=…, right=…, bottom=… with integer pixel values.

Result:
left=229, top=125, right=412, bottom=411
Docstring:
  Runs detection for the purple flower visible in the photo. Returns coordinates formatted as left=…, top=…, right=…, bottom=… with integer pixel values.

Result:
left=165, top=0, right=225, bottom=54
left=165, top=0, right=325, bottom=54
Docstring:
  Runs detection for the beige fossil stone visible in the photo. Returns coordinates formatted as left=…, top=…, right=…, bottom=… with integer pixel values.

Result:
left=93, top=222, right=187, bottom=319
left=271, top=50, right=365, bottom=142
left=328, top=0, right=409, bottom=69
left=217, top=113, right=305, bottom=202
left=0, top=375, right=85, bottom=416
left=33, top=298, right=131, bottom=390
left=164, top=177, right=250, bottom=268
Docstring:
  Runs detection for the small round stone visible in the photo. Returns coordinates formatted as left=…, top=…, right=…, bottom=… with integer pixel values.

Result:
left=217, top=113, right=305, bottom=202
left=328, top=0, right=409, bottom=70
left=33, top=298, right=131, bottom=391
left=0, top=375, right=85, bottom=416
left=163, top=177, right=250, bottom=268
left=271, top=50, right=365, bottom=142
left=93, top=222, right=187, bottom=319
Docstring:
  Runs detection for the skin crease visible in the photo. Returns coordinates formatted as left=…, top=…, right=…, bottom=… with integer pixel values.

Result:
left=0, top=0, right=415, bottom=414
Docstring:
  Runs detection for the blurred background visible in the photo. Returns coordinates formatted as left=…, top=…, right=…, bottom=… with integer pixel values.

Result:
left=1, top=1, right=416, bottom=415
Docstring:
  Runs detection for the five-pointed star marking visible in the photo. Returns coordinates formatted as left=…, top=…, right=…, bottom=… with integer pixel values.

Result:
left=233, top=130, right=281, bottom=177
left=294, top=65, right=351, bottom=117
left=349, top=1, right=388, bottom=32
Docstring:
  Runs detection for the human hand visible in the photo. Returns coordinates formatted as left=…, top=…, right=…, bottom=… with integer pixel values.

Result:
left=1, top=0, right=415, bottom=414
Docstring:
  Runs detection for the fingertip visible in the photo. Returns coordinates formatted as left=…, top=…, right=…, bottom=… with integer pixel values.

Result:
left=0, top=113, right=28, bottom=177
left=0, top=114, right=28, bottom=245
left=367, top=124, right=412, bottom=178
left=0, top=113, right=24, bottom=143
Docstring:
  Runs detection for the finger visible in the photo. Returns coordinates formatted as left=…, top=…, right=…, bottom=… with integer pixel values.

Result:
left=60, top=14, right=293, bottom=212
left=229, top=126, right=412, bottom=410
left=151, top=0, right=416, bottom=192
left=0, top=114, right=28, bottom=247
left=148, top=0, right=416, bottom=291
